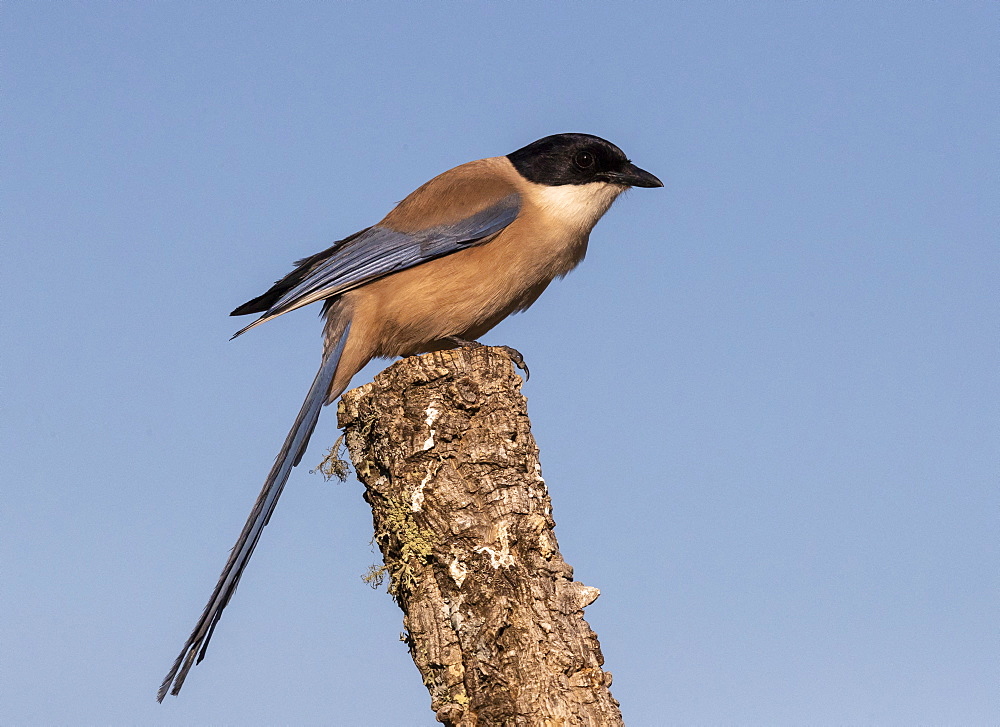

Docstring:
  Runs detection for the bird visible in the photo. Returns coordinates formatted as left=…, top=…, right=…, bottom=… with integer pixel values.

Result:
left=158, top=133, right=662, bottom=700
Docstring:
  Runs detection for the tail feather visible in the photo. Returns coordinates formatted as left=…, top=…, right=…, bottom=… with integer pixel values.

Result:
left=157, top=320, right=352, bottom=701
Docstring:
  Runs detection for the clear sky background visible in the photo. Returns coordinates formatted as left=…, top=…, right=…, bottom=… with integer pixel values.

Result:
left=3, top=3, right=997, bottom=725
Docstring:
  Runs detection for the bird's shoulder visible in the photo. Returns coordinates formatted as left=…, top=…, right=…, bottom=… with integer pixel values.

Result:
left=381, top=156, right=523, bottom=233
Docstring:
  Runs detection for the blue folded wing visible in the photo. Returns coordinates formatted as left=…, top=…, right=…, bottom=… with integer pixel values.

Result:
left=232, top=193, right=521, bottom=337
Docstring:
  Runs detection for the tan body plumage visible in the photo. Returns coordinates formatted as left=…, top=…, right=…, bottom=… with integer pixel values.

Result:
left=327, top=156, right=624, bottom=399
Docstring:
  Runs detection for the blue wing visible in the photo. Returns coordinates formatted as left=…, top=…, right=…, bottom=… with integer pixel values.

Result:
left=230, top=193, right=521, bottom=338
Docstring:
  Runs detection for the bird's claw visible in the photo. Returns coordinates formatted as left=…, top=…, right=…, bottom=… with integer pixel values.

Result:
left=495, top=345, right=529, bottom=380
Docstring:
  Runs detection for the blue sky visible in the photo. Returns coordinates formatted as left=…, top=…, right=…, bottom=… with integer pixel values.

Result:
left=3, top=3, right=997, bottom=725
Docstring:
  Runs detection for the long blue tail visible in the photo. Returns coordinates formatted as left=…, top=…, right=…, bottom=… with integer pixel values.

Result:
left=158, top=321, right=351, bottom=701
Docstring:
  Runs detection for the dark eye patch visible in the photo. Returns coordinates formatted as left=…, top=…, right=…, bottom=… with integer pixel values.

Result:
left=507, top=133, right=629, bottom=186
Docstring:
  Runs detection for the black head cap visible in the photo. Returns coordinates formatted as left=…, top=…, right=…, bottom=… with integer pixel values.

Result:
left=507, top=133, right=662, bottom=188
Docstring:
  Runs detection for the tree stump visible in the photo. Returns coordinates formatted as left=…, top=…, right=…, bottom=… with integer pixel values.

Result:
left=337, top=346, right=624, bottom=726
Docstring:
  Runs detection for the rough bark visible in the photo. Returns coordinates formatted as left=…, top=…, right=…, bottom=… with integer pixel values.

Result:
left=337, top=346, right=623, bottom=727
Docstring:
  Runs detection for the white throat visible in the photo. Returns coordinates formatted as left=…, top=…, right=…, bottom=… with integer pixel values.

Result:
left=530, top=182, right=625, bottom=233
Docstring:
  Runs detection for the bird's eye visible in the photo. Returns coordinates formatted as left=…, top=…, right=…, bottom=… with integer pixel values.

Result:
left=574, top=151, right=596, bottom=169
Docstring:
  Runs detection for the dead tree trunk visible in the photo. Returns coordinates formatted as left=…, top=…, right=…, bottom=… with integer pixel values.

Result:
left=337, top=346, right=624, bottom=726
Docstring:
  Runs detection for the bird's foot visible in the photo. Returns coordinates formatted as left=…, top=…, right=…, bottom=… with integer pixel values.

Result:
left=445, top=337, right=530, bottom=380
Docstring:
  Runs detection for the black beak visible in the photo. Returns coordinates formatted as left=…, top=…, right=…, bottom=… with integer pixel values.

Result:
left=601, top=163, right=663, bottom=188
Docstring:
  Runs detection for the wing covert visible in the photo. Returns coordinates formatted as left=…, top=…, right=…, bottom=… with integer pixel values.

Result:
left=231, top=193, right=520, bottom=338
